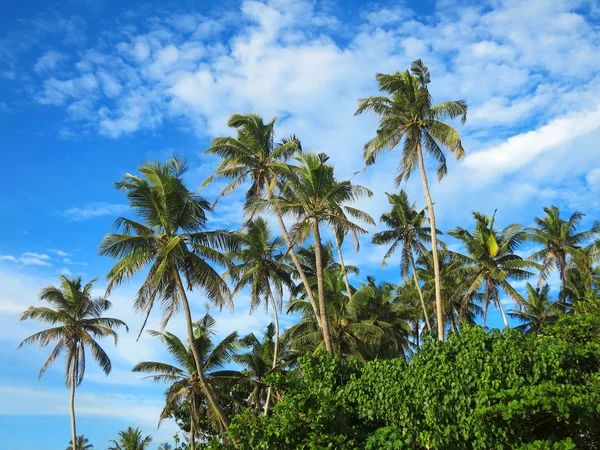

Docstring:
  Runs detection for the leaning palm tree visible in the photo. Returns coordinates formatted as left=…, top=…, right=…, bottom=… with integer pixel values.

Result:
left=100, top=158, right=237, bottom=431
left=66, top=435, right=94, bottom=450
left=509, top=284, right=560, bottom=334
left=450, top=212, right=540, bottom=327
left=200, top=114, right=326, bottom=334
left=372, top=190, right=440, bottom=331
left=274, top=152, right=373, bottom=353
left=18, top=276, right=127, bottom=450
left=356, top=59, right=467, bottom=340
left=133, top=314, right=240, bottom=446
left=107, top=427, right=152, bottom=450
left=226, top=217, right=295, bottom=414
left=527, top=206, right=597, bottom=296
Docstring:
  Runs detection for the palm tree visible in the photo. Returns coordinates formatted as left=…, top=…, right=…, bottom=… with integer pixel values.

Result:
left=234, top=324, right=296, bottom=413
left=66, top=435, right=94, bottom=450
left=100, top=157, right=236, bottom=431
left=356, top=59, right=468, bottom=341
left=449, top=212, right=540, bottom=328
left=528, top=206, right=597, bottom=296
left=200, top=114, right=325, bottom=336
left=133, top=314, right=239, bottom=446
left=227, top=217, right=295, bottom=414
left=157, top=444, right=172, bottom=450
left=18, top=276, right=127, bottom=450
left=509, top=284, right=560, bottom=334
left=275, top=151, right=373, bottom=353
left=107, top=427, right=152, bottom=450
left=372, top=190, right=439, bottom=331
left=287, top=269, right=387, bottom=361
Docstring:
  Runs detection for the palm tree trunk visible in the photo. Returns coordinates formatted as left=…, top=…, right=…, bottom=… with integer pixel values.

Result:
left=414, top=319, right=420, bottom=348
left=312, top=218, right=334, bottom=354
left=497, top=299, right=510, bottom=328
left=272, top=205, right=322, bottom=329
left=416, top=140, right=444, bottom=341
left=69, top=356, right=77, bottom=450
left=190, top=414, right=195, bottom=450
left=264, top=289, right=279, bottom=416
left=410, top=254, right=431, bottom=332
left=174, top=271, right=229, bottom=432
left=333, top=232, right=353, bottom=298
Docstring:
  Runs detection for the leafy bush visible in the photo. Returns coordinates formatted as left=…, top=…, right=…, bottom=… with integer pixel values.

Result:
left=205, top=312, right=600, bottom=449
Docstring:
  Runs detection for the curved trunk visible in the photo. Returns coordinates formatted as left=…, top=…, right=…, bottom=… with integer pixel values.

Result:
left=312, top=218, right=333, bottom=353
left=263, top=288, right=279, bottom=416
left=334, top=232, right=353, bottom=298
left=69, top=356, right=77, bottom=450
left=174, top=271, right=229, bottom=432
left=272, top=206, right=322, bottom=330
left=416, top=141, right=444, bottom=341
left=410, top=253, right=431, bottom=332
left=497, top=298, right=510, bottom=328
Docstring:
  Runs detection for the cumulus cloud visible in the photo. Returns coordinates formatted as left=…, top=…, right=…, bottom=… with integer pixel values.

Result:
left=33, top=50, right=68, bottom=72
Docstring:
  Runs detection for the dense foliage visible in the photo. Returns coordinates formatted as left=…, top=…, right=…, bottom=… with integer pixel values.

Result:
left=208, top=305, right=600, bottom=449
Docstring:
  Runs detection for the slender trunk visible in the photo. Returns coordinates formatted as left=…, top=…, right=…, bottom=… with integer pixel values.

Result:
left=334, top=232, right=353, bottom=298
left=190, top=412, right=195, bottom=450
left=414, top=319, right=420, bottom=349
left=312, top=218, right=333, bottom=353
left=174, top=271, right=229, bottom=431
left=416, top=141, right=444, bottom=341
left=263, top=289, right=279, bottom=416
left=272, top=206, right=322, bottom=329
left=497, top=298, right=510, bottom=328
left=559, top=254, right=567, bottom=300
left=449, top=312, right=457, bottom=333
left=410, top=254, right=431, bottom=331
left=69, top=356, right=77, bottom=450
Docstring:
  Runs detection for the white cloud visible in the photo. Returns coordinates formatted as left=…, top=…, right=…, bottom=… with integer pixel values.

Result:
left=47, top=249, right=69, bottom=257
left=63, top=202, right=129, bottom=221
left=0, top=252, right=52, bottom=267
left=33, top=50, right=68, bottom=73
left=58, top=267, right=73, bottom=276
left=586, top=168, right=600, bottom=189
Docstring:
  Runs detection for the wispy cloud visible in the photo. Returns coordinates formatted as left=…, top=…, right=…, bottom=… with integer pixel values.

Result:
left=63, top=202, right=129, bottom=221
left=0, top=252, right=52, bottom=267
left=33, top=50, right=68, bottom=72
left=47, top=248, right=69, bottom=257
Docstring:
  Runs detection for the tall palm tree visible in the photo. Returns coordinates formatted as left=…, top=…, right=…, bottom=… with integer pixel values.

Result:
left=372, top=190, right=439, bottom=331
left=66, top=435, right=94, bottom=450
left=100, top=157, right=236, bottom=431
left=107, top=427, right=152, bottom=450
left=200, top=114, right=325, bottom=335
left=133, top=314, right=240, bottom=446
left=508, top=284, right=560, bottom=334
left=18, top=276, right=127, bottom=450
left=527, top=206, right=597, bottom=296
left=356, top=59, right=468, bottom=341
left=275, top=152, right=373, bottom=353
left=157, top=443, right=172, bottom=450
left=450, top=212, right=540, bottom=328
left=227, top=217, right=295, bottom=414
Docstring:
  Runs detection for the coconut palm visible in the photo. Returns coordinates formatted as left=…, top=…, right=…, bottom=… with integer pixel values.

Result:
left=107, top=427, right=152, bottom=450
left=200, top=114, right=325, bottom=336
left=508, top=284, right=560, bottom=334
left=18, top=276, right=127, bottom=450
left=226, top=217, right=295, bottom=414
left=132, top=314, right=240, bottom=446
left=66, top=435, right=94, bottom=450
left=287, top=268, right=385, bottom=360
left=356, top=59, right=468, bottom=341
left=417, top=250, right=481, bottom=333
left=449, top=212, right=540, bottom=328
left=157, top=444, right=172, bottom=450
left=234, top=324, right=296, bottom=413
left=100, top=157, right=236, bottom=431
left=527, top=206, right=597, bottom=296
left=274, top=151, right=373, bottom=353
left=372, top=190, right=440, bottom=331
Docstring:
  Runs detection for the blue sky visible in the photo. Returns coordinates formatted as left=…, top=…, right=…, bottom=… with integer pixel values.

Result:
left=1, top=0, right=599, bottom=448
